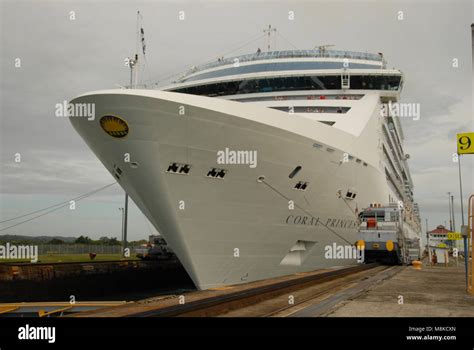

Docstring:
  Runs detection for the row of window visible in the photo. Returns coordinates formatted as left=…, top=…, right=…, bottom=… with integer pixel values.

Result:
left=166, top=162, right=308, bottom=191
left=166, top=163, right=228, bottom=179
left=170, top=75, right=402, bottom=97
left=231, top=94, right=364, bottom=102
left=182, top=61, right=381, bottom=82
left=270, top=106, right=350, bottom=114
left=312, top=143, right=369, bottom=166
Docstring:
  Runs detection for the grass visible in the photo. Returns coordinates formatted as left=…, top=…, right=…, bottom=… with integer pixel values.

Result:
left=0, top=253, right=139, bottom=264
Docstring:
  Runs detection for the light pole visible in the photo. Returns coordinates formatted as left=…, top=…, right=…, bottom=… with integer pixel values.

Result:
left=451, top=195, right=456, bottom=233
left=119, top=207, right=124, bottom=250
left=457, top=154, right=467, bottom=287
left=447, top=192, right=453, bottom=231
left=426, top=218, right=431, bottom=264
left=123, top=194, right=129, bottom=257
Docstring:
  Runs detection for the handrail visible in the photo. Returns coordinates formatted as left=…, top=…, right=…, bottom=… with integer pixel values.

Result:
left=182, top=49, right=384, bottom=79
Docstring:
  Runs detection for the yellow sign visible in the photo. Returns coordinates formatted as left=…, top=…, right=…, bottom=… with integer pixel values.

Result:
left=100, top=115, right=129, bottom=138
left=438, top=243, right=447, bottom=248
left=457, top=132, right=474, bottom=154
left=447, top=232, right=462, bottom=240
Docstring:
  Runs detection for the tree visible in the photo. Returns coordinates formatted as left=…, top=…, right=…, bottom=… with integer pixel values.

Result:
left=48, top=238, right=64, bottom=245
left=107, top=237, right=120, bottom=246
left=75, top=235, right=92, bottom=244
left=97, top=236, right=120, bottom=245
left=99, top=236, right=110, bottom=244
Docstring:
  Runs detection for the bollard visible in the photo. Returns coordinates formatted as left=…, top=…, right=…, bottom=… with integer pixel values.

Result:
left=412, top=260, right=422, bottom=270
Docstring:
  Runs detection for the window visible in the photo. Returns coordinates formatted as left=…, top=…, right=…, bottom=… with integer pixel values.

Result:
left=167, top=162, right=192, bottom=175
left=207, top=167, right=227, bottom=179
left=294, top=181, right=308, bottom=191
left=171, top=75, right=402, bottom=96
left=231, top=94, right=364, bottom=102
left=350, top=75, right=401, bottom=91
left=345, top=190, right=357, bottom=199
left=183, top=62, right=382, bottom=82
left=270, top=106, right=350, bottom=114
left=167, top=163, right=179, bottom=173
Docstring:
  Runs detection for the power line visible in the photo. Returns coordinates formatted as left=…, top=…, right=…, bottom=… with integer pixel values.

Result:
left=1, top=201, right=75, bottom=232
left=0, top=182, right=117, bottom=232
left=276, top=31, right=299, bottom=50
left=219, top=33, right=266, bottom=58
left=0, top=182, right=117, bottom=225
left=144, top=32, right=266, bottom=86
left=156, top=33, right=265, bottom=84
left=136, top=28, right=299, bottom=88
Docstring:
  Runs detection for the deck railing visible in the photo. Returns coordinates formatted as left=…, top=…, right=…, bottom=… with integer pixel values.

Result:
left=183, top=49, right=384, bottom=78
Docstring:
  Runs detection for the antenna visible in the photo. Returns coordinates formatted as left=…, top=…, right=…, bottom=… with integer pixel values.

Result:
left=128, top=54, right=138, bottom=89
left=128, top=11, right=146, bottom=88
left=263, top=25, right=277, bottom=51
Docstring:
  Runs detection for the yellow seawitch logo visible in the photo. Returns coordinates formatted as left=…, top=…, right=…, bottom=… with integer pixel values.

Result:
left=100, top=115, right=129, bottom=138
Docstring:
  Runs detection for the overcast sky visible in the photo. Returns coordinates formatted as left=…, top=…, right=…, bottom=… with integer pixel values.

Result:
left=0, top=0, right=473, bottom=241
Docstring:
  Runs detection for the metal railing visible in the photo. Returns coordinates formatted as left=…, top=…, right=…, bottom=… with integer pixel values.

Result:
left=35, top=244, right=140, bottom=255
left=183, top=49, right=384, bottom=78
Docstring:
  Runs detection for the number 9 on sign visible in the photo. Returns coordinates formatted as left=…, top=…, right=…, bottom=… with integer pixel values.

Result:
left=457, top=133, right=474, bottom=154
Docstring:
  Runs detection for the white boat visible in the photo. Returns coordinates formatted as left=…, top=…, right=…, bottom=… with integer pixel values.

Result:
left=69, top=48, right=421, bottom=290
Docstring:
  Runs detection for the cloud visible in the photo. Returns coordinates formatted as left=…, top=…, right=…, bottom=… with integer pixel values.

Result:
left=1, top=0, right=472, bottom=239
left=1, top=148, right=115, bottom=195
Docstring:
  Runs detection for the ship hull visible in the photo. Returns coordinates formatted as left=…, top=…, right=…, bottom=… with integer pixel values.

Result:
left=69, top=89, right=390, bottom=289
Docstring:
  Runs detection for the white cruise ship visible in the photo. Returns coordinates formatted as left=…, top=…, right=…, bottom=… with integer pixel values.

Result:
left=69, top=47, right=422, bottom=290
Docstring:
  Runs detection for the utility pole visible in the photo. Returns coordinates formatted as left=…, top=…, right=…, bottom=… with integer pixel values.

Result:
left=263, top=25, right=276, bottom=51
left=426, top=218, right=431, bottom=264
left=447, top=192, right=453, bottom=231
left=123, top=194, right=129, bottom=257
left=458, top=154, right=467, bottom=287
left=119, top=207, right=124, bottom=245
left=451, top=194, right=456, bottom=233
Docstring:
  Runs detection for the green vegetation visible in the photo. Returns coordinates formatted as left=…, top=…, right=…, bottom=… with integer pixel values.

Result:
left=0, top=234, right=148, bottom=246
left=0, top=253, right=139, bottom=264
left=48, top=238, right=65, bottom=245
